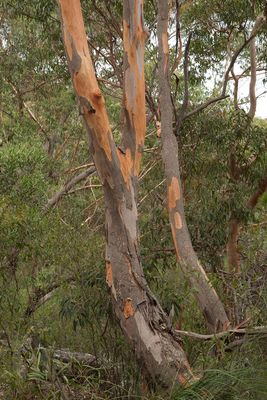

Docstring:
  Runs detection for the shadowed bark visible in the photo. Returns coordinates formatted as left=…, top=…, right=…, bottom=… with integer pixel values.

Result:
left=58, top=0, right=194, bottom=388
left=157, top=0, right=230, bottom=333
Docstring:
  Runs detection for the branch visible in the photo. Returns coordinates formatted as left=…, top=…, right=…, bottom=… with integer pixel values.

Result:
left=184, top=15, right=265, bottom=120
left=65, top=162, right=94, bottom=174
left=184, top=95, right=229, bottom=119
left=176, top=32, right=192, bottom=132
left=23, top=101, right=48, bottom=138
left=25, top=276, right=75, bottom=316
left=247, top=173, right=267, bottom=209
left=53, top=349, right=97, bottom=365
left=24, top=288, right=58, bottom=317
left=175, top=326, right=267, bottom=341
left=171, top=0, right=183, bottom=73
left=44, top=167, right=96, bottom=212
left=248, top=37, right=257, bottom=118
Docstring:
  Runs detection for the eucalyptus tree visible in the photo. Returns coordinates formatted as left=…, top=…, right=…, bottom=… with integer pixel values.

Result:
left=57, top=0, right=196, bottom=387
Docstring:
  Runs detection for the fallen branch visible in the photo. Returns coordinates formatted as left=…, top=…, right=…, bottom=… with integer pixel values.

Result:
left=53, top=349, right=97, bottom=366
left=175, top=326, right=267, bottom=341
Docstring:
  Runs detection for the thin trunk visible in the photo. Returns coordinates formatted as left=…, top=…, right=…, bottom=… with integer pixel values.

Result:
left=226, top=29, right=261, bottom=274
left=58, top=0, right=194, bottom=387
left=227, top=218, right=241, bottom=274
left=227, top=151, right=241, bottom=275
left=248, top=37, right=257, bottom=118
left=157, top=0, right=230, bottom=333
left=247, top=174, right=267, bottom=209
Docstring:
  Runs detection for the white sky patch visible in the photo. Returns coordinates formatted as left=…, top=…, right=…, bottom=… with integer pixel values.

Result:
left=232, top=65, right=267, bottom=119
left=206, top=65, right=267, bottom=119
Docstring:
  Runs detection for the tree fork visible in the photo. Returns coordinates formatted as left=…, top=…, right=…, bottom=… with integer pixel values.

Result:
left=58, top=0, right=194, bottom=387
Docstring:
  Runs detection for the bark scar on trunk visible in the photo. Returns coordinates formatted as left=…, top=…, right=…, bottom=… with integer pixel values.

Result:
left=106, top=261, right=113, bottom=288
left=168, top=177, right=181, bottom=209
left=124, top=298, right=135, bottom=318
left=174, top=212, right=183, bottom=229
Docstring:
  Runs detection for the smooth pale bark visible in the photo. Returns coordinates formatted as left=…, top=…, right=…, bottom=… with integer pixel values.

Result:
left=58, top=0, right=194, bottom=387
left=248, top=37, right=257, bottom=118
left=157, top=0, right=230, bottom=333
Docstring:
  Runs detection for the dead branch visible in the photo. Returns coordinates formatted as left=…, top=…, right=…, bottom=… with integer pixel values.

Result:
left=65, top=163, right=95, bottom=174
left=53, top=349, right=97, bottom=365
left=44, top=167, right=96, bottom=212
left=175, top=326, right=267, bottom=341
left=24, top=276, right=74, bottom=317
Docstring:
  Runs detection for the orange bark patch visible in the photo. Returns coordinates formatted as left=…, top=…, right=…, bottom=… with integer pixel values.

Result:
left=123, top=298, right=134, bottom=319
left=162, top=32, right=169, bottom=73
left=171, top=224, right=181, bottom=261
left=162, top=32, right=169, bottom=55
left=123, top=11, right=146, bottom=177
left=117, top=148, right=133, bottom=187
left=126, top=257, right=133, bottom=276
left=168, top=177, right=181, bottom=209
left=59, top=0, right=113, bottom=162
left=174, top=212, right=182, bottom=229
left=156, top=121, right=161, bottom=137
left=177, top=373, right=189, bottom=386
left=106, top=262, right=113, bottom=288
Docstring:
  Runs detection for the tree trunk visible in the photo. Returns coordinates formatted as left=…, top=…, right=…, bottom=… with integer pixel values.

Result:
left=227, top=218, right=241, bottom=274
left=157, top=0, right=230, bottom=333
left=58, top=0, right=194, bottom=387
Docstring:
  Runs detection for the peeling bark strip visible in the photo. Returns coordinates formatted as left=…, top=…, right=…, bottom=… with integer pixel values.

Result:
left=122, top=0, right=147, bottom=178
left=58, top=0, right=194, bottom=387
left=157, top=0, right=230, bottom=333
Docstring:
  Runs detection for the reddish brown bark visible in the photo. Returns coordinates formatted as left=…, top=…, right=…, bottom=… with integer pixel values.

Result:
left=58, top=0, right=194, bottom=387
left=157, top=0, right=230, bottom=333
left=247, top=175, right=267, bottom=209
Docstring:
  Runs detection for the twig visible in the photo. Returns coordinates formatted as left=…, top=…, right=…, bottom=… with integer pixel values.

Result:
left=176, top=32, right=192, bottom=133
left=68, top=184, right=102, bottom=194
left=65, top=163, right=95, bottom=174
